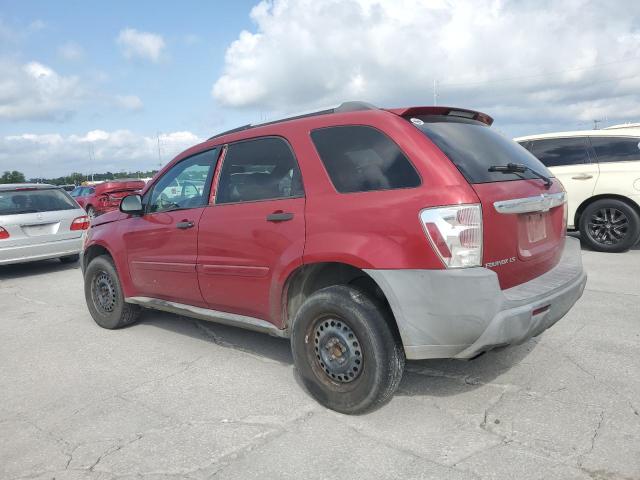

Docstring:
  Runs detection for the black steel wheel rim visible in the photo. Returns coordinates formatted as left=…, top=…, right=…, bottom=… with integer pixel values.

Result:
left=587, top=207, right=629, bottom=245
left=311, top=317, right=363, bottom=383
left=92, top=271, right=117, bottom=313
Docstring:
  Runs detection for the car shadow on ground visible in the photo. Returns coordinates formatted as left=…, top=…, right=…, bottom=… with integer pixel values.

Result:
left=569, top=230, right=640, bottom=251
left=0, top=258, right=80, bottom=280
left=137, top=308, right=537, bottom=399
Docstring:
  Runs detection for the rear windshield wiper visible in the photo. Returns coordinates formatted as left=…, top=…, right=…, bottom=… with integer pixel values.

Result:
left=488, top=162, right=552, bottom=188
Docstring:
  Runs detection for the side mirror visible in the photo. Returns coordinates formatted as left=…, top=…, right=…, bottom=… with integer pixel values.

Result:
left=120, top=194, right=144, bottom=215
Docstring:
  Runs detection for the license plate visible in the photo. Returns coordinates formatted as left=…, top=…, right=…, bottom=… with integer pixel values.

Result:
left=526, top=213, right=547, bottom=242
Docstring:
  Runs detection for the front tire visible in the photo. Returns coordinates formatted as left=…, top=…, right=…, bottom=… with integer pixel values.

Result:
left=84, top=255, right=141, bottom=329
left=291, top=285, right=405, bottom=414
left=579, top=199, right=640, bottom=252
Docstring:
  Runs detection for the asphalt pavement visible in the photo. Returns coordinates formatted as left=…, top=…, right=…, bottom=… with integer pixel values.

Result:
left=1, top=240, right=639, bottom=479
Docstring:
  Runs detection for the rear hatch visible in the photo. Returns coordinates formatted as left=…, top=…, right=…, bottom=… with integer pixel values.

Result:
left=0, top=187, right=86, bottom=247
left=409, top=112, right=566, bottom=289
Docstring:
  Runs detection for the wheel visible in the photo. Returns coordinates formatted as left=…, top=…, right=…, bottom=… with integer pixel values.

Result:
left=59, top=254, right=79, bottom=264
left=579, top=199, right=640, bottom=252
left=86, top=206, right=96, bottom=220
left=291, top=285, right=405, bottom=414
left=84, top=255, right=141, bottom=329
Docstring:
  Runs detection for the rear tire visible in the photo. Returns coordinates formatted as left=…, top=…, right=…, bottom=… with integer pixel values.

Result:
left=84, top=255, right=141, bottom=329
left=579, top=198, right=640, bottom=252
left=60, top=254, right=79, bottom=264
left=291, top=285, right=405, bottom=414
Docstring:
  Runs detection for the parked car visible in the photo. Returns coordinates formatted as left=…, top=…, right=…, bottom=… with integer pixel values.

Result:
left=71, top=180, right=146, bottom=219
left=82, top=103, right=586, bottom=414
left=0, top=184, right=89, bottom=265
left=516, top=126, right=640, bottom=252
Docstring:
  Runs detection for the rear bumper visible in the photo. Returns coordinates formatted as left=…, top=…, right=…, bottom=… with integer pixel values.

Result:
left=366, top=237, right=586, bottom=360
left=0, top=236, right=83, bottom=265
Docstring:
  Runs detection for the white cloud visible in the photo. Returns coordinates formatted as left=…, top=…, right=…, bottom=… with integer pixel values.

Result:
left=114, top=94, right=144, bottom=111
left=0, top=60, right=84, bottom=121
left=58, top=42, right=85, bottom=61
left=0, top=130, right=202, bottom=178
left=117, top=28, right=165, bottom=63
left=212, top=0, right=640, bottom=134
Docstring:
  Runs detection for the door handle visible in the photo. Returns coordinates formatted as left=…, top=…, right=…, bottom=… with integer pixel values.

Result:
left=176, top=220, right=195, bottom=229
left=571, top=174, right=593, bottom=180
left=266, top=212, right=294, bottom=222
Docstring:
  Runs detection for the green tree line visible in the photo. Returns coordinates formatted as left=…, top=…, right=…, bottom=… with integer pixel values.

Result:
left=0, top=170, right=158, bottom=185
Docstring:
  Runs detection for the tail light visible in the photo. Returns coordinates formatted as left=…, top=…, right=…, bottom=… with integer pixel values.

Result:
left=70, top=215, right=90, bottom=231
left=420, top=204, right=483, bottom=268
left=0, top=227, right=9, bottom=239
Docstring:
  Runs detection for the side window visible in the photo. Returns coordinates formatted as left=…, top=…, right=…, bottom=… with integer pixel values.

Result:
left=530, top=138, right=590, bottom=167
left=590, top=137, right=640, bottom=163
left=216, top=137, right=303, bottom=204
left=517, top=141, right=531, bottom=151
left=87, top=188, right=95, bottom=195
left=147, top=148, right=218, bottom=213
left=310, top=125, right=421, bottom=193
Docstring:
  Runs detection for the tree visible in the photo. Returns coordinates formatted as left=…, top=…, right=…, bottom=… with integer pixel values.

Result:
left=0, top=171, right=26, bottom=184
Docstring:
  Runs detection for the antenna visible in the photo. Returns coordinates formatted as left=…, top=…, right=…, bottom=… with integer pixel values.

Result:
left=433, top=79, right=439, bottom=105
left=156, top=132, right=163, bottom=167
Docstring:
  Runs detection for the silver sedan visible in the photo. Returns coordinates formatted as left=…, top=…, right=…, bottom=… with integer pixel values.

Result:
left=0, top=184, right=89, bottom=265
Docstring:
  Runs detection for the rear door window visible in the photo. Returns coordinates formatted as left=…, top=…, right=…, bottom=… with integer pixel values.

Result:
left=310, top=125, right=420, bottom=193
left=0, top=188, right=78, bottom=215
left=530, top=138, right=590, bottom=167
left=413, top=118, right=552, bottom=184
left=216, top=137, right=304, bottom=204
left=590, top=136, right=640, bottom=163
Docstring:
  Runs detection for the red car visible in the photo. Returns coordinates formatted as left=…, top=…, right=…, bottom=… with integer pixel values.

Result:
left=71, top=180, right=145, bottom=218
left=82, top=102, right=587, bottom=413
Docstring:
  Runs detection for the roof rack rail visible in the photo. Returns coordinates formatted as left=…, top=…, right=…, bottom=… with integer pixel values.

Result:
left=208, top=101, right=377, bottom=140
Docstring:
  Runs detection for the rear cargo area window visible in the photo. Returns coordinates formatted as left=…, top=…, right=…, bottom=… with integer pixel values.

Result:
left=414, top=118, right=553, bottom=184
left=0, top=189, right=77, bottom=215
left=311, top=125, right=420, bottom=193
left=590, top=136, right=640, bottom=163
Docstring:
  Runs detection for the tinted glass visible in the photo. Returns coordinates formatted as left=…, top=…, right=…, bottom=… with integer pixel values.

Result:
left=70, top=187, right=82, bottom=197
left=148, top=149, right=218, bottom=213
left=414, top=118, right=552, bottom=183
left=216, top=137, right=303, bottom=204
left=590, top=136, right=640, bottom=163
left=0, top=188, right=78, bottom=215
left=310, top=126, right=420, bottom=193
left=530, top=138, right=590, bottom=167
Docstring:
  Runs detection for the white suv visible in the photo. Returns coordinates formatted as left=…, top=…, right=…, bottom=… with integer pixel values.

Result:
left=516, top=125, right=640, bottom=252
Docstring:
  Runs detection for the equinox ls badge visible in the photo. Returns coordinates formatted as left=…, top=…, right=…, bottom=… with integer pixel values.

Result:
left=485, top=257, right=516, bottom=268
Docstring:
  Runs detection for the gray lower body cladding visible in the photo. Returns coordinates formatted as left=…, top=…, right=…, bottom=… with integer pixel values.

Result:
left=366, top=237, right=586, bottom=360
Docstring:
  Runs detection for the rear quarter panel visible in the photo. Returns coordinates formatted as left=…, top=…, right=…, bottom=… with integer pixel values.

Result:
left=592, top=160, right=640, bottom=206
left=281, top=111, right=479, bottom=269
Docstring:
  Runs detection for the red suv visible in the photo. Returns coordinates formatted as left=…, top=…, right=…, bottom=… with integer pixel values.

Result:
left=82, top=103, right=586, bottom=414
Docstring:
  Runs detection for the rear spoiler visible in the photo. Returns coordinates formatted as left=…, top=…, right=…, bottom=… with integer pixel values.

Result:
left=386, top=106, right=494, bottom=126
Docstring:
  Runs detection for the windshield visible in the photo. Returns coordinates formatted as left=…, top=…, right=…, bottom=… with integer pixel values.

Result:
left=412, top=116, right=553, bottom=184
left=0, top=188, right=78, bottom=215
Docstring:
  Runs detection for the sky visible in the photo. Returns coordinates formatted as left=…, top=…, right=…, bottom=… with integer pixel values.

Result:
left=1, top=0, right=639, bottom=179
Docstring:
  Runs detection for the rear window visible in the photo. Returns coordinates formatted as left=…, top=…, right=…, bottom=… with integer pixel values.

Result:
left=310, top=125, right=421, bottom=193
left=530, top=137, right=590, bottom=167
left=0, top=188, right=78, bottom=215
left=590, top=136, right=640, bottom=163
left=413, top=117, right=553, bottom=184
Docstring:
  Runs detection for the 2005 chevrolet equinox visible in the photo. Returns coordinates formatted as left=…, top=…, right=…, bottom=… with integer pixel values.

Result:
left=82, top=102, right=587, bottom=414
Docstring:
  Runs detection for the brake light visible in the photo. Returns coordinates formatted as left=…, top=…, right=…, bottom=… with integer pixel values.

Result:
left=70, top=216, right=90, bottom=231
left=0, top=227, right=9, bottom=239
left=420, top=204, right=483, bottom=268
